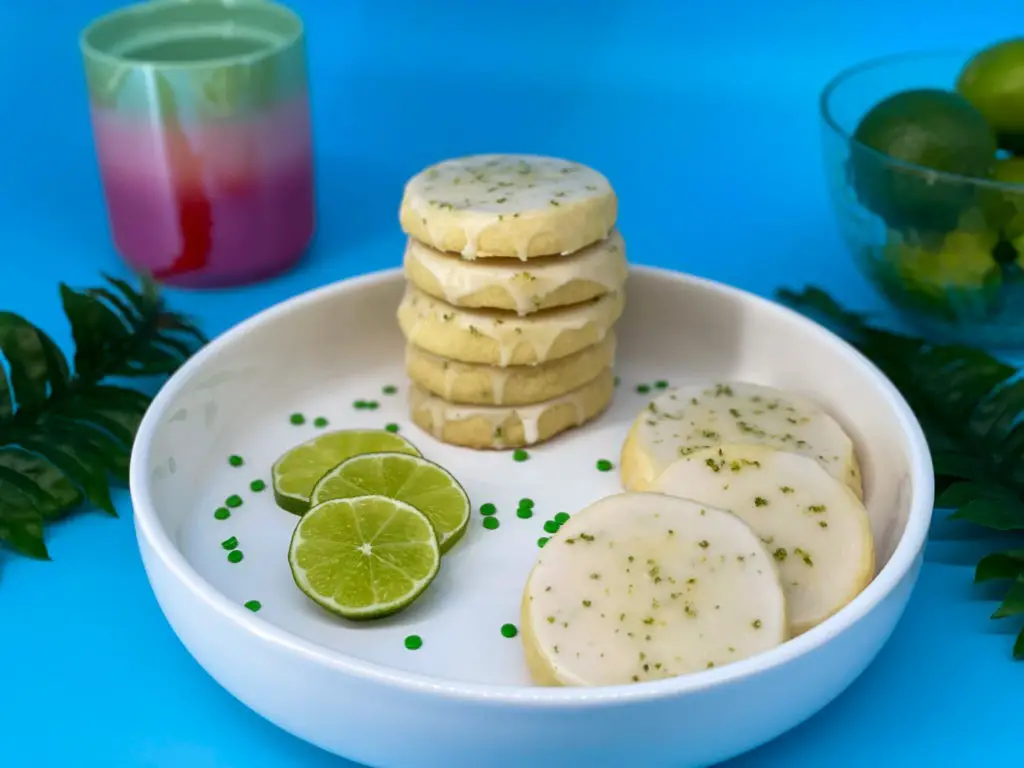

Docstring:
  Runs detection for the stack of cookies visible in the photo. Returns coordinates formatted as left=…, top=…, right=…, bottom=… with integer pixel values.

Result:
left=395, top=154, right=627, bottom=450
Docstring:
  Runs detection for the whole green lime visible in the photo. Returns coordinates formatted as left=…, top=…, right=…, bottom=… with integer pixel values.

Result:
left=979, top=156, right=1024, bottom=240
left=957, top=38, right=1024, bottom=153
left=850, top=88, right=996, bottom=232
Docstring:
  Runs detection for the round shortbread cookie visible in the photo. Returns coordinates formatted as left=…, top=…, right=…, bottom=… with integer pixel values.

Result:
left=403, top=230, right=627, bottom=315
left=405, top=334, right=617, bottom=406
left=651, top=445, right=875, bottom=635
left=396, top=285, right=623, bottom=367
left=620, top=381, right=863, bottom=499
left=408, top=368, right=614, bottom=449
left=398, top=154, right=617, bottom=259
left=520, top=493, right=787, bottom=686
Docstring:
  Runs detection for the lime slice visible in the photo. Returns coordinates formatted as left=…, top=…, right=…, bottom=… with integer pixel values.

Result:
left=288, top=495, right=440, bottom=620
left=311, top=452, right=470, bottom=553
left=272, top=429, right=421, bottom=515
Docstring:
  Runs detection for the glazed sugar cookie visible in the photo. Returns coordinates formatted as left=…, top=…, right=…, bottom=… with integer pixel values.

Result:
left=399, top=154, right=617, bottom=259
left=620, top=382, right=863, bottom=498
left=405, top=334, right=617, bottom=406
left=408, top=368, right=614, bottom=449
left=403, top=230, right=627, bottom=315
left=521, top=493, right=787, bottom=687
left=397, top=285, right=623, bottom=367
left=651, top=445, right=875, bottom=635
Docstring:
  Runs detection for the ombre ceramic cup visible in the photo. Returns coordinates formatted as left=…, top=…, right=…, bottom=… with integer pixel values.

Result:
left=81, top=0, right=315, bottom=288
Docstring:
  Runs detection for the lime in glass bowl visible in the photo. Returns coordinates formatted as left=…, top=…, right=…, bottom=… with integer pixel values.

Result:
left=821, top=48, right=1024, bottom=349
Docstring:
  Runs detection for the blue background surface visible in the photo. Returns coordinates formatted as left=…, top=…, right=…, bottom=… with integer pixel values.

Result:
left=2, top=0, right=1023, bottom=765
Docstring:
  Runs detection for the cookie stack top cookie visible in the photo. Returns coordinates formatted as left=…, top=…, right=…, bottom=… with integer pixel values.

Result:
left=399, top=154, right=618, bottom=260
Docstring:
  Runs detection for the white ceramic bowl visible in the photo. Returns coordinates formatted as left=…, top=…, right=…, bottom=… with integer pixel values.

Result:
left=130, top=267, right=933, bottom=768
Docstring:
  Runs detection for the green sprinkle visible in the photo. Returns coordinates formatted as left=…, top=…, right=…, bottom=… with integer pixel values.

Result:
left=513, top=448, right=530, bottom=462
left=404, top=634, right=423, bottom=650
left=383, top=385, right=398, bottom=395
left=537, top=537, right=549, bottom=548
left=228, top=455, right=244, bottom=467
left=654, top=380, right=669, bottom=389
left=225, top=495, right=243, bottom=508
left=614, top=375, right=621, bottom=387
left=227, top=550, right=244, bottom=564
left=519, top=497, right=535, bottom=510
left=385, top=423, right=400, bottom=433
left=483, top=517, right=500, bottom=530
left=214, top=507, right=230, bottom=520
left=480, top=502, right=497, bottom=516
left=543, top=520, right=560, bottom=534
left=221, top=536, right=239, bottom=551
left=289, top=413, right=305, bottom=425
left=500, top=623, right=519, bottom=638
left=554, top=512, right=571, bottom=525
left=250, top=479, right=266, bottom=493
left=354, top=400, right=367, bottom=409
left=243, top=600, right=261, bottom=612
left=596, top=459, right=614, bottom=472
left=636, top=384, right=651, bottom=394
left=517, top=507, right=533, bottom=519
left=313, top=416, right=329, bottom=428
left=366, top=400, right=380, bottom=411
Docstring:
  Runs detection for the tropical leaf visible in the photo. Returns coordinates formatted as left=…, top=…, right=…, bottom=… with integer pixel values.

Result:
left=0, top=275, right=205, bottom=561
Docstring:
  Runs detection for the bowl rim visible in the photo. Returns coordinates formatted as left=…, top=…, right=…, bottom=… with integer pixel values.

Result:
left=130, top=265, right=935, bottom=708
left=819, top=46, right=1024, bottom=192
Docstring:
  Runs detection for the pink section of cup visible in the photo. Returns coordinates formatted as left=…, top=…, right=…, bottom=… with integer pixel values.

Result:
left=91, top=95, right=315, bottom=288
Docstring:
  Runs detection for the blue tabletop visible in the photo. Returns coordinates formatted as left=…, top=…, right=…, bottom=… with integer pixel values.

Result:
left=3, top=1, right=1023, bottom=765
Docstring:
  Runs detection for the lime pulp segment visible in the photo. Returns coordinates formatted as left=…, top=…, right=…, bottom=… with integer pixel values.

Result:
left=310, top=452, right=471, bottom=553
left=288, top=495, right=440, bottom=620
left=272, top=429, right=421, bottom=515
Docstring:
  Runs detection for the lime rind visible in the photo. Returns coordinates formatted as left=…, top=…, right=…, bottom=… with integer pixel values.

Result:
left=288, top=495, right=441, bottom=620
left=272, top=429, right=421, bottom=515
left=310, top=451, right=471, bottom=554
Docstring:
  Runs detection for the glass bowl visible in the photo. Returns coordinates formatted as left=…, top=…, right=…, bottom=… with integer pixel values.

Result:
left=821, top=49, right=1024, bottom=349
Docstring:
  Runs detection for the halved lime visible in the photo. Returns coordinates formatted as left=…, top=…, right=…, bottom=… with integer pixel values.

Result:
left=272, top=429, right=420, bottom=515
left=288, top=495, right=440, bottom=620
left=311, top=452, right=470, bottom=553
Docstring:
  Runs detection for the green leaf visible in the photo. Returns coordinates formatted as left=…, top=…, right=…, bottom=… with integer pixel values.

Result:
left=0, top=447, right=81, bottom=519
left=0, top=497, right=48, bottom=560
left=103, top=274, right=153, bottom=316
left=17, top=436, right=115, bottom=516
left=0, top=364, right=11, bottom=421
left=0, top=312, right=52, bottom=414
left=976, top=550, right=1024, bottom=583
left=937, top=481, right=1022, bottom=508
left=949, top=498, right=1024, bottom=530
left=157, top=314, right=207, bottom=345
left=37, top=414, right=130, bottom=484
left=60, top=284, right=131, bottom=379
left=53, top=391, right=145, bottom=449
left=992, top=574, right=1024, bottom=619
left=86, top=287, right=139, bottom=324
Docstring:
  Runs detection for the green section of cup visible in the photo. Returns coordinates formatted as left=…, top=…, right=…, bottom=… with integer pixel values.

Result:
left=80, top=0, right=307, bottom=121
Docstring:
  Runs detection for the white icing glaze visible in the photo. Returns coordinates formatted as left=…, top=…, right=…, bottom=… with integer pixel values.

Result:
left=651, top=445, right=874, bottom=634
left=524, top=493, right=787, bottom=685
left=403, top=154, right=614, bottom=259
left=634, top=382, right=860, bottom=495
left=398, top=285, right=623, bottom=367
left=404, top=230, right=627, bottom=316
left=408, top=370, right=611, bottom=448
